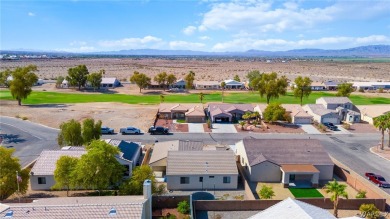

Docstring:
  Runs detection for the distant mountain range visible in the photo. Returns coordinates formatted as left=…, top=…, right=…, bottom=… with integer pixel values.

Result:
left=2, top=45, right=390, bottom=58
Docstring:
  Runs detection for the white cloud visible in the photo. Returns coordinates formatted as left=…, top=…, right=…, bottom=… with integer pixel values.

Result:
left=212, top=35, right=390, bottom=51
left=98, top=36, right=164, bottom=49
left=28, top=12, right=35, bottom=16
left=169, top=41, right=206, bottom=50
left=199, top=36, right=211, bottom=40
left=182, top=26, right=197, bottom=35
left=197, top=0, right=390, bottom=34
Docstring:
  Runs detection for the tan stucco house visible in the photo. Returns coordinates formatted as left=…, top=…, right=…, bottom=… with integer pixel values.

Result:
left=235, top=139, right=334, bottom=188
left=158, top=103, right=205, bottom=123
left=166, top=150, right=238, bottom=190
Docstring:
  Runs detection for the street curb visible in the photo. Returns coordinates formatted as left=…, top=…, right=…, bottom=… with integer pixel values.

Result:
left=369, top=146, right=390, bottom=162
left=1, top=115, right=60, bottom=131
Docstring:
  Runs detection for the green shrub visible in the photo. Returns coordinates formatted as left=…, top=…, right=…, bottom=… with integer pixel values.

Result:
left=342, top=123, right=351, bottom=130
left=177, top=200, right=190, bottom=214
left=359, top=203, right=380, bottom=219
left=318, top=124, right=326, bottom=132
left=22, top=116, right=28, bottom=120
left=356, top=190, right=366, bottom=198
left=258, top=185, right=275, bottom=199
left=378, top=88, right=384, bottom=93
left=206, top=118, right=212, bottom=129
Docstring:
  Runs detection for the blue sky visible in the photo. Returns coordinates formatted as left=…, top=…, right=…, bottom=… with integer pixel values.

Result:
left=1, top=0, right=390, bottom=52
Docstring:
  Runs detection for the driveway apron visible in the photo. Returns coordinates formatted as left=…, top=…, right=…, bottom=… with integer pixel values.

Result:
left=211, top=123, right=237, bottom=133
left=188, top=123, right=205, bottom=133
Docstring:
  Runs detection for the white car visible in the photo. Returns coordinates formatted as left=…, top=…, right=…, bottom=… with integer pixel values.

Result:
left=119, top=126, right=141, bottom=135
left=101, top=126, right=114, bottom=134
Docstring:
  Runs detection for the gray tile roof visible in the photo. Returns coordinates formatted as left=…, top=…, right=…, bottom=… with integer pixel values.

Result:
left=149, top=140, right=203, bottom=165
left=304, top=104, right=337, bottom=116
left=0, top=196, right=146, bottom=219
left=242, top=139, right=333, bottom=167
left=31, top=149, right=86, bottom=175
left=167, top=150, right=238, bottom=175
left=208, top=103, right=254, bottom=118
left=318, top=97, right=352, bottom=104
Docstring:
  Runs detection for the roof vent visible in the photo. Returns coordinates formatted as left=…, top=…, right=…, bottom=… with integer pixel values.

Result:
left=108, top=208, right=117, bottom=216
left=4, top=210, right=13, bottom=218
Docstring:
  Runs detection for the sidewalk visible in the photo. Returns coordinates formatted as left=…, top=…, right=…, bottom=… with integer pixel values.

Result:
left=370, top=146, right=390, bottom=161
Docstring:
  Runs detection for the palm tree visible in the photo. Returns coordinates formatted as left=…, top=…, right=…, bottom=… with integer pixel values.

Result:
left=374, top=114, right=388, bottom=150
left=198, top=92, right=205, bottom=104
left=239, top=121, right=246, bottom=130
left=385, top=112, right=390, bottom=148
left=252, top=111, right=261, bottom=122
left=324, top=179, right=348, bottom=217
left=242, top=111, right=253, bottom=124
left=220, top=81, right=226, bottom=103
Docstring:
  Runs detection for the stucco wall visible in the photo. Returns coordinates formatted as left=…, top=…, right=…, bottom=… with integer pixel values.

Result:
left=166, top=174, right=238, bottom=190
left=250, top=161, right=281, bottom=182
left=31, top=175, right=55, bottom=190
left=315, top=165, right=334, bottom=180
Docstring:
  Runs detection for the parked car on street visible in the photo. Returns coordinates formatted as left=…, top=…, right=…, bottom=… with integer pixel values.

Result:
left=120, top=126, right=141, bottom=135
left=101, top=126, right=114, bottom=134
left=148, top=126, right=169, bottom=135
left=365, top=172, right=390, bottom=188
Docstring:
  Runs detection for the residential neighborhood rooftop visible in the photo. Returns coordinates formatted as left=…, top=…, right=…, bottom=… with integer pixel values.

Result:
left=242, top=139, right=333, bottom=167
left=304, top=104, right=336, bottom=116
left=166, top=150, right=237, bottom=175
left=104, top=139, right=142, bottom=161
left=0, top=196, right=146, bottom=219
left=318, top=97, right=352, bottom=104
left=149, top=140, right=203, bottom=164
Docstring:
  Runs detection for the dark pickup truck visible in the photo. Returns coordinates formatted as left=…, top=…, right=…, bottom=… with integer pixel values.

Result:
left=148, top=126, right=169, bottom=135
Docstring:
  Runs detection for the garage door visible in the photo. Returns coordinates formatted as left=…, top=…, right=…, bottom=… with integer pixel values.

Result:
left=294, top=117, right=312, bottom=124
left=321, top=117, right=339, bottom=124
left=186, top=117, right=205, bottom=123
left=215, top=117, right=230, bottom=123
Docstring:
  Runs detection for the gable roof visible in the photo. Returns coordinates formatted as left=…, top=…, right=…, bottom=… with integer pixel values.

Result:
left=149, top=140, right=203, bottom=165
left=185, top=106, right=205, bottom=117
left=241, top=139, right=333, bottom=167
left=158, top=103, right=200, bottom=113
left=31, top=149, right=86, bottom=175
left=105, top=139, right=141, bottom=161
left=167, top=150, right=237, bottom=175
left=357, top=105, right=390, bottom=118
left=318, top=97, right=352, bottom=104
left=208, top=104, right=254, bottom=118
left=194, top=80, right=220, bottom=86
left=101, top=77, right=118, bottom=84
left=282, top=104, right=313, bottom=118
left=0, top=196, right=146, bottom=219
left=249, top=197, right=336, bottom=219
left=224, top=79, right=243, bottom=85
left=304, top=104, right=337, bottom=116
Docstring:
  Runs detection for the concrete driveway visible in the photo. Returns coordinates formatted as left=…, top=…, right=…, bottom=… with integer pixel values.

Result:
left=300, top=124, right=322, bottom=134
left=188, top=123, right=205, bottom=133
left=211, top=123, right=237, bottom=133
left=332, top=125, right=351, bottom=134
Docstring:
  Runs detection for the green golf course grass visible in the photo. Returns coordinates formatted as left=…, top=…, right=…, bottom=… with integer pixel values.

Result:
left=288, top=188, right=324, bottom=198
left=0, top=90, right=388, bottom=105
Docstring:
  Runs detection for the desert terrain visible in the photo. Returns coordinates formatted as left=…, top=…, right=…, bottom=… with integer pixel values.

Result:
left=1, top=58, right=389, bottom=82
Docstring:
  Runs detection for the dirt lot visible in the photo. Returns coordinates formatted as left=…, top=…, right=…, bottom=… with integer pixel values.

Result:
left=1, top=58, right=390, bottom=83
left=0, top=100, right=158, bottom=132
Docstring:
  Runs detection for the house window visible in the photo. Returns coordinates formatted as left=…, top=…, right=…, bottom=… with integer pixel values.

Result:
left=209, top=176, right=215, bottom=178
left=223, top=177, right=231, bottom=184
left=180, top=177, right=190, bottom=184
left=199, top=177, right=203, bottom=182
left=38, top=177, right=46, bottom=184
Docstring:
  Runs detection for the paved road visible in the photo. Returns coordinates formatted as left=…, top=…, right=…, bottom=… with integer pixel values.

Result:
left=1, top=116, right=389, bottom=194
left=0, top=116, right=58, bottom=167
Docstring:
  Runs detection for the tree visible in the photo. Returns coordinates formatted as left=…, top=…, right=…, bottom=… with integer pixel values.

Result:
left=0, top=69, right=12, bottom=87
left=130, top=71, right=151, bottom=93
left=9, top=65, right=38, bottom=105
left=52, top=156, right=79, bottom=196
left=239, top=121, right=246, bottom=130
left=256, top=72, right=288, bottom=104
left=82, top=118, right=102, bottom=145
left=324, top=179, right=348, bottom=217
left=374, top=113, right=389, bottom=150
left=359, top=204, right=380, bottom=219
left=87, top=70, right=103, bottom=91
left=199, top=92, right=205, bottom=103
left=177, top=200, right=190, bottom=214
left=0, top=147, right=29, bottom=200
left=58, top=119, right=83, bottom=146
left=220, top=81, right=226, bottom=102
left=258, top=185, right=275, bottom=199
left=166, top=74, right=177, bottom=89
left=160, top=94, right=165, bottom=103
left=66, top=65, right=89, bottom=90
left=154, top=72, right=168, bottom=90
left=262, top=103, right=286, bottom=123
left=72, top=140, right=125, bottom=191
left=184, top=71, right=195, bottom=89
left=246, top=70, right=262, bottom=90
left=293, top=76, right=312, bottom=106
left=56, top=76, right=65, bottom=88
left=119, top=165, right=157, bottom=195
left=234, top=74, right=241, bottom=82
left=242, top=111, right=253, bottom=123
left=337, top=83, right=354, bottom=97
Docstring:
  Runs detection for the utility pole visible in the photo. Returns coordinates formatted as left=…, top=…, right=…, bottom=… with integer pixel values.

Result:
left=16, top=171, right=20, bottom=203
